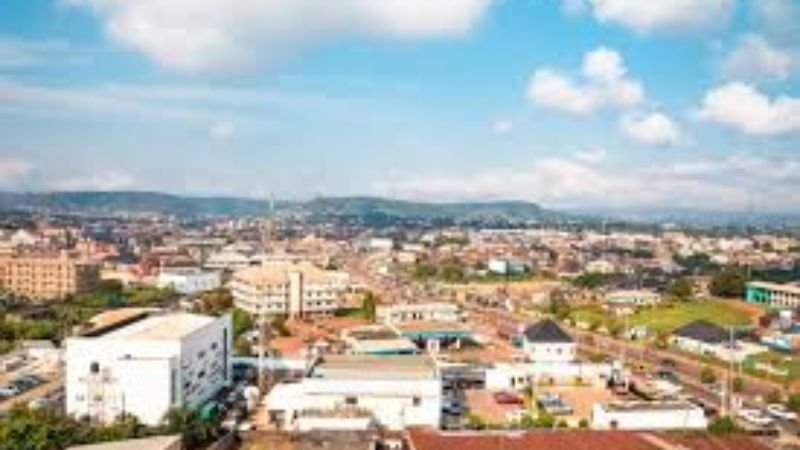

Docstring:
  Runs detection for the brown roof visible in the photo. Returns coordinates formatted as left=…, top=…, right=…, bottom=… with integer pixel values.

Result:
left=406, top=428, right=770, bottom=450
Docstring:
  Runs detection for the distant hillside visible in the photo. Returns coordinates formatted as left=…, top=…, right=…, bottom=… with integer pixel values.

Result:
left=305, top=196, right=548, bottom=221
left=0, top=191, right=273, bottom=216
left=0, top=191, right=552, bottom=221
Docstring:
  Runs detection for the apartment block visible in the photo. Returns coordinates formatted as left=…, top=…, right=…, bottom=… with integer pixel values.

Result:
left=0, top=251, right=100, bottom=301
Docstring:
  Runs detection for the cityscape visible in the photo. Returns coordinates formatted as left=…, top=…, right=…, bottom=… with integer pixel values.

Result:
left=1, top=1, right=800, bottom=450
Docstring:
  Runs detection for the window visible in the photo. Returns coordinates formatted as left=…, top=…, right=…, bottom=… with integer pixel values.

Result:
left=90, top=362, right=100, bottom=374
left=412, top=397, right=421, bottom=407
left=344, top=396, right=357, bottom=406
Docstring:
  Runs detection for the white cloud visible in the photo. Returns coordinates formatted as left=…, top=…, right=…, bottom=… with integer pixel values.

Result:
left=752, top=0, right=800, bottom=45
left=561, top=0, right=587, bottom=16
left=51, top=170, right=136, bottom=191
left=620, top=112, right=681, bottom=146
left=209, top=120, right=235, bottom=141
left=372, top=153, right=800, bottom=212
left=722, top=34, right=792, bottom=82
left=526, top=47, right=643, bottom=115
left=586, top=0, right=735, bottom=33
left=0, top=157, right=34, bottom=179
left=68, top=0, right=494, bottom=73
left=491, top=119, right=513, bottom=136
left=574, top=147, right=607, bottom=163
left=696, top=82, right=800, bottom=135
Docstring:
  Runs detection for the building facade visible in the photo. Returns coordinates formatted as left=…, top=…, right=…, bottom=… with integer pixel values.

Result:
left=0, top=252, right=100, bottom=301
left=156, top=268, right=222, bottom=295
left=230, top=261, right=349, bottom=317
left=746, top=281, right=800, bottom=309
left=66, top=310, right=232, bottom=426
left=264, top=355, right=441, bottom=431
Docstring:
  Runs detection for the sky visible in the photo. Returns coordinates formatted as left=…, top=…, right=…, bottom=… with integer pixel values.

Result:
left=0, top=0, right=798, bottom=213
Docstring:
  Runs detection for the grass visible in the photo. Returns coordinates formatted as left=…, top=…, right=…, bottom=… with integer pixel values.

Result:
left=628, top=300, right=753, bottom=334
left=747, top=351, right=800, bottom=380
left=570, top=299, right=754, bottom=335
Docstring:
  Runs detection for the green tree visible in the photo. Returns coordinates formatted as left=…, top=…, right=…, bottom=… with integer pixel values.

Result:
left=666, top=278, right=694, bottom=301
left=708, top=416, right=739, bottom=436
left=732, top=376, right=744, bottom=393
left=709, top=268, right=747, bottom=298
left=361, top=292, right=378, bottom=322
left=231, top=308, right=253, bottom=338
left=700, top=366, right=717, bottom=385
left=787, top=393, right=800, bottom=412
left=197, top=288, right=233, bottom=315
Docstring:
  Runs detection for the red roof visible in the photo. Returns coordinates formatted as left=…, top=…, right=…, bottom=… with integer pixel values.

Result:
left=406, top=428, right=769, bottom=450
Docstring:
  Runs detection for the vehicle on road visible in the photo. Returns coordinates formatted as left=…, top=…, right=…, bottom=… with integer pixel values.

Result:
left=738, top=408, right=775, bottom=427
left=766, top=403, right=798, bottom=421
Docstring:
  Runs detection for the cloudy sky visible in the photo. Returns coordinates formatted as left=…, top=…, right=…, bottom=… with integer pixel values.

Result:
left=0, top=0, right=798, bottom=212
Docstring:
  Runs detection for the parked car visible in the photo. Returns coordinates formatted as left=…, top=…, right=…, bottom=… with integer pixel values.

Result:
left=493, top=391, right=524, bottom=405
left=0, top=385, right=21, bottom=397
left=766, top=404, right=798, bottom=421
left=536, top=393, right=573, bottom=416
left=738, top=408, right=775, bottom=427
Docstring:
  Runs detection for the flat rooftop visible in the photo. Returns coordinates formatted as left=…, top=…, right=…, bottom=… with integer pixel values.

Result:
left=67, top=435, right=180, bottom=450
left=93, top=311, right=217, bottom=341
left=748, top=281, right=800, bottom=295
left=599, top=401, right=700, bottom=413
left=311, top=355, right=437, bottom=380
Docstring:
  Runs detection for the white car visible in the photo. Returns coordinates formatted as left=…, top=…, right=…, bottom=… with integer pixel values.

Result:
left=766, top=404, right=798, bottom=421
left=738, top=408, right=775, bottom=427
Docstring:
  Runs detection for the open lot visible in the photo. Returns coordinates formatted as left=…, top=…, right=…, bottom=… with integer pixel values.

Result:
left=571, top=299, right=756, bottom=335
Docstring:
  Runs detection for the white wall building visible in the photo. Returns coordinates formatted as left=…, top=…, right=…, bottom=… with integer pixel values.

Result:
left=605, top=290, right=661, bottom=307
left=376, top=302, right=463, bottom=324
left=521, top=319, right=576, bottom=363
left=156, top=268, right=221, bottom=295
left=230, top=261, right=350, bottom=317
left=264, top=355, right=441, bottom=431
left=591, top=401, right=707, bottom=430
left=485, top=361, right=612, bottom=391
left=66, top=310, right=232, bottom=426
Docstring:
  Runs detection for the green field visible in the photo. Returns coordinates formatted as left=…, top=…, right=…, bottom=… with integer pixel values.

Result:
left=571, top=300, right=754, bottom=335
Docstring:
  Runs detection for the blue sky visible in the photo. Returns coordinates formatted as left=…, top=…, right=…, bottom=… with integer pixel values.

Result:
left=0, top=0, right=798, bottom=212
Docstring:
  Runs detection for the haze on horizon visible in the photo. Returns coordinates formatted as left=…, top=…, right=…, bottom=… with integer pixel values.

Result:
left=0, top=0, right=799, bottom=213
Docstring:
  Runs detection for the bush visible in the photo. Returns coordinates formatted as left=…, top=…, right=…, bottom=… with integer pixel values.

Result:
left=578, top=418, right=589, bottom=428
left=732, top=376, right=744, bottom=393
left=700, top=366, right=716, bottom=385
left=708, top=416, right=739, bottom=436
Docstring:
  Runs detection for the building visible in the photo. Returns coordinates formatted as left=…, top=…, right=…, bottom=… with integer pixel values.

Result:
left=156, top=267, right=221, bottom=295
left=230, top=261, right=350, bottom=317
left=405, top=427, right=765, bottom=450
left=487, top=258, right=528, bottom=276
left=264, top=355, right=441, bottom=431
left=66, top=435, right=182, bottom=450
left=0, top=251, right=100, bottom=301
left=66, top=309, right=232, bottom=425
left=746, top=281, right=800, bottom=309
left=377, top=302, right=464, bottom=324
left=604, top=290, right=661, bottom=307
left=591, top=401, right=708, bottom=430
left=521, top=319, right=576, bottom=362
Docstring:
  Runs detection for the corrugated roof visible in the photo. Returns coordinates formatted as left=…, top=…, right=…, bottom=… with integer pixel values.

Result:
left=523, top=319, right=573, bottom=344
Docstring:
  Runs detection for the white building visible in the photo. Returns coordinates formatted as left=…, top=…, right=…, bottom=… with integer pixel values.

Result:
left=230, top=261, right=350, bottom=317
left=521, top=319, right=576, bottom=363
left=591, top=401, right=707, bottom=430
left=66, top=309, right=232, bottom=426
left=487, top=258, right=528, bottom=275
left=485, top=361, right=612, bottom=390
left=376, top=302, right=463, bottom=324
left=203, top=248, right=257, bottom=271
left=264, top=355, right=441, bottom=431
left=605, top=290, right=661, bottom=307
left=746, top=281, right=800, bottom=309
left=156, top=268, right=221, bottom=295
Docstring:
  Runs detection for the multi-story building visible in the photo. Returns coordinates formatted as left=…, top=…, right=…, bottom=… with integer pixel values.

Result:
left=230, top=261, right=349, bottom=317
left=746, top=281, right=800, bottom=309
left=0, top=251, right=100, bottom=301
left=65, top=309, right=232, bottom=425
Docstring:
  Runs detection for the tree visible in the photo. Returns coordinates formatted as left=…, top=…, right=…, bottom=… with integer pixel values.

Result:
left=666, top=278, right=694, bottom=301
left=232, top=308, right=253, bottom=338
left=361, top=292, right=378, bottom=321
left=709, top=268, right=747, bottom=298
left=708, top=416, right=739, bottom=436
left=197, top=288, right=233, bottom=315
left=700, top=366, right=717, bottom=385
left=732, top=376, right=744, bottom=393
left=787, top=393, right=800, bottom=412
